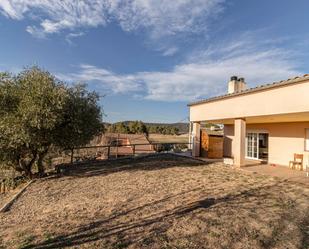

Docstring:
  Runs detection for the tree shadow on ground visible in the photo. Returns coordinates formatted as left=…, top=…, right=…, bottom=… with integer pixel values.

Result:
left=51, top=154, right=207, bottom=179
left=22, top=197, right=217, bottom=249
left=22, top=182, right=306, bottom=249
left=300, top=212, right=309, bottom=249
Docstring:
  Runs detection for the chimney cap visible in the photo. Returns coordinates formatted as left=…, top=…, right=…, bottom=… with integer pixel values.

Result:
left=238, top=77, right=245, bottom=82
left=230, top=76, right=238, bottom=81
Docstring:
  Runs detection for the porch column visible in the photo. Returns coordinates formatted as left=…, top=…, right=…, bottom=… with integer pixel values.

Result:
left=234, top=118, right=246, bottom=167
left=188, top=122, right=192, bottom=150
left=192, top=122, right=201, bottom=157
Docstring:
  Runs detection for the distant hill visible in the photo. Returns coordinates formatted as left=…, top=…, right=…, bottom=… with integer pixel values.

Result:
left=103, top=121, right=222, bottom=134
left=144, top=122, right=189, bottom=134
left=103, top=121, right=190, bottom=134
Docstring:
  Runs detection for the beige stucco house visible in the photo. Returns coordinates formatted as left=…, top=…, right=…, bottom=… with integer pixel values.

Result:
left=188, top=75, right=309, bottom=169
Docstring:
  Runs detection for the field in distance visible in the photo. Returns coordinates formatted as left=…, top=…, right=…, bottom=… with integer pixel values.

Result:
left=148, top=133, right=189, bottom=144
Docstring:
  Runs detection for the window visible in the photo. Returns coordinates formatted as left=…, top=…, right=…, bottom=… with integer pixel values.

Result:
left=306, top=129, right=309, bottom=151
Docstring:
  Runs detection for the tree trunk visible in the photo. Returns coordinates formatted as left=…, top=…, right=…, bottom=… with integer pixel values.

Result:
left=20, top=160, right=33, bottom=179
left=37, top=150, right=48, bottom=177
left=19, top=151, right=37, bottom=179
left=37, top=155, right=44, bottom=177
left=24, top=167, right=32, bottom=179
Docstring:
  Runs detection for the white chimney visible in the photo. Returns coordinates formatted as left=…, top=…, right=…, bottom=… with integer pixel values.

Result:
left=228, top=76, right=247, bottom=94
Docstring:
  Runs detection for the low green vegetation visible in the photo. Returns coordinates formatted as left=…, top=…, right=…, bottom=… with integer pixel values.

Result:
left=105, top=121, right=180, bottom=135
left=106, top=121, right=148, bottom=135
left=105, top=121, right=222, bottom=136
left=0, top=67, right=103, bottom=178
left=147, top=124, right=179, bottom=135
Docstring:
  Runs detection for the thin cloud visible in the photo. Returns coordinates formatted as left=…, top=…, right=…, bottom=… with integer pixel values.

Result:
left=57, top=64, right=143, bottom=94
left=0, top=0, right=224, bottom=52
left=58, top=36, right=302, bottom=102
left=26, top=25, right=47, bottom=38
left=162, top=47, right=179, bottom=57
left=65, top=32, right=85, bottom=45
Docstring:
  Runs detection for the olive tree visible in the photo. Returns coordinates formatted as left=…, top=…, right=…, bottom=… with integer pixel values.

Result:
left=53, top=84, right=103, bottom=162
left=0, top=67, right=103, bottom=177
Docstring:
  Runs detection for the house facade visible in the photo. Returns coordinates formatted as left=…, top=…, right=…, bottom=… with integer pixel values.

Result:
left=188, top=75, right=309, bottom=169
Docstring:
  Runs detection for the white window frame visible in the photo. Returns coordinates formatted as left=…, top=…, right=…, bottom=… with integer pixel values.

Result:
left=246, top=132, right=259, bottom=160
left=245, top=131, right=269, bottom=160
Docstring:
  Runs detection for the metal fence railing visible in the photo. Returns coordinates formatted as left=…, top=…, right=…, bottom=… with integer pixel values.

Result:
left=53, top=142, right=192, bottom=165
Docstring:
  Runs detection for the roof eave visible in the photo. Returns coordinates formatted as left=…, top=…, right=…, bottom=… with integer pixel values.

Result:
left=188, top=75, right=309, bottom=107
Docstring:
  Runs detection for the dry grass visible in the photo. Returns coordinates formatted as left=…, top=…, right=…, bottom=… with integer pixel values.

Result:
left=0, top=192, right=15, bottom=210
left=0, top=184, right=29, bottom=209
left=0, top=168, right=27, bottom=209
left=148, top=134, right=188, bottom=143
left=0, top=154, right=308, bottom=249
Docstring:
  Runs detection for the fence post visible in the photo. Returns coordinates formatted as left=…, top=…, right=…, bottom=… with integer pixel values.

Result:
left=70, top=148, right=74, bottom=164
left=132, top=145, right=135, bottom=156
left=116, top=133, right=119, bottom=159
left=107, top=146, right=110, bottom=159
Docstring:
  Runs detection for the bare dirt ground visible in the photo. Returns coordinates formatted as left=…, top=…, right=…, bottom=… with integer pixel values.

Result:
left=0, top=192, right=15, bottom=210
left=0, top=154, right=308, bottom=249
left=0, top=185, right=27, bottom=209
left=0, top=169, right=27, bottom=209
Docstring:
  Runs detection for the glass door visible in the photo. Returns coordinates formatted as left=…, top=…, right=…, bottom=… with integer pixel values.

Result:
left=258, top=133, right=269, bottom=160
left=246, top=133, right=258, bottom=159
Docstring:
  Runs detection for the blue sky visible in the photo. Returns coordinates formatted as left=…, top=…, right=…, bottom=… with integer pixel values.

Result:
left=1, top=0, right=309, bottom=123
